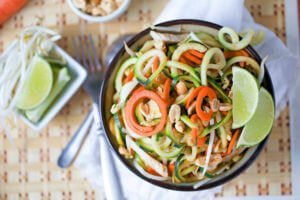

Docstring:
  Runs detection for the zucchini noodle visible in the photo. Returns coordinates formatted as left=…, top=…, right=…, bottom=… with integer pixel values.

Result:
left=134, top=49, right=167, bottom=84
left=174, top=88, right=195, bottom=105
left=218, top=27, right=254, bottom=51
left=139, top=40, right=156, bottom=53
left=172, top=43, right=207, bottom=61
left=166, top=61, right=200, bottom=82
left=201, top=47, right=226, bottom=85
left=224, top=56, right=260, bottom=74
left=126, top=135, right=168, bottom=177
left=196, top=32, right=222, bottom=48
left=124, top=41, right=136, bottom=57
left=150, top=135, right=183, bottom=159
left=185, top=146, right=197, bottom=162
left=241, top=30, right=265, bottom=46
left=114, top=57, right=137, bottom=93
left=111, top=57, right=156, bottom=114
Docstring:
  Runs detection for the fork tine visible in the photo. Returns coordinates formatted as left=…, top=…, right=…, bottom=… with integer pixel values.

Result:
left=88, top=34, right=103, bottom=71
left=79, top=34, right=89, bottom=71
left=72, top=37, right=81, bottom=62
left=85, top=34, right=96, bottom=72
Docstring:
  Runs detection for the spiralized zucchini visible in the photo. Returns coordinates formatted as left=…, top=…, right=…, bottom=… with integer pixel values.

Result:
left=224, top=56, right=260, bottom=73
left=241, top=30, right=265, bottom=46
left=218, top=27, right=254, bottom=51
left=108, top=25, right=268, bottom=184
left=172, top=43, right=207, bottom=61
left=201, top=47, right=226, bottom=85
left=115, top=57, right=137, bottom=93
left=134, top=49, right=167, bottom=85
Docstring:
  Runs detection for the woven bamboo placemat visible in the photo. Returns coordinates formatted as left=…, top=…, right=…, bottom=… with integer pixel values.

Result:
left=0, top=0, right=291, bottom=199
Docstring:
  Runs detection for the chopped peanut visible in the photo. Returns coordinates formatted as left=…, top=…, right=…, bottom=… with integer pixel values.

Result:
left=195, top=154, right=222, bottom=171
left=210, top=98, right=220, bottom=112
left=175, top=121, right=185, bottom=132
left=175, top=81, right=188, bottom=95
left=219, top=103, right=232, bottom=111
left=169, top=104, right=181, bottom=124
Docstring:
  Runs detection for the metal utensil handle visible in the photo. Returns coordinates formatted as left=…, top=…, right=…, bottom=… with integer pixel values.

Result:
left=57, top=110, right=94, bottom=168
left=99, top=135, right=125, bottom=200
left=93, top=102, right=124, bottom=200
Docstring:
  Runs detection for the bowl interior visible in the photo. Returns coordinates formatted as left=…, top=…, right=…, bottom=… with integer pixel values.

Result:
left=100, top=20, right=274, bottom=191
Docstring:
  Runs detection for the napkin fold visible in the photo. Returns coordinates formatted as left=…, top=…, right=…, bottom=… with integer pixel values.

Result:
left=75, top=0, right=300, bottom=199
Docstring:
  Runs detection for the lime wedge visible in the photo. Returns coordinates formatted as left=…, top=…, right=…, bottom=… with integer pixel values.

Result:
left=16, top=56, right=53, bottom=110
left=237, top=88, right=275, bottom=147
left=232, top=67, right=259, bottom=128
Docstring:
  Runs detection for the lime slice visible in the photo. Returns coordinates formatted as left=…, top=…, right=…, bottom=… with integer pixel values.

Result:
left=16, top=56, right=53, bottom=110
left=237, top=88, right=275, bottom=147
left=232, top=67, right=259, bottom=128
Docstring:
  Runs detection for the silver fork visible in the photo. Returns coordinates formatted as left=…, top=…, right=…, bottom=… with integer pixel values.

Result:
left=58, top=34, right=124, bottom=200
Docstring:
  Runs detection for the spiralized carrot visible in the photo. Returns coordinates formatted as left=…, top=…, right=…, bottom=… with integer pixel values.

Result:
left=163, top=78, right=172, bottom=103
left=185, top=86, right=204, bottom=108
left=132, top=85, right=145, bottom=96
left=146, top=166, right=160, bottom=176
left=226, top=129, right=240, bottom=155
left=197, top=137, right=206, bottom=147
left=179, top=49, right=204, bottom=66
left=182, top=52, right=202, bottom=65
left=188, top=49, right=205, bottom=58
left=124, top=70, right=134, bottom=83
left=179, top=56, right=194, bottom=66
left=190, top=114, right=205, bottom=147
left=196, top=86, right=217, bottom=121
left=223, top=50, right=249, bottom=59
left=124, top=90, right=167, bottom=136
left=224, top=50, right=249, bottom=67
left=190, top=114, right=199, bottom=145
left=179, top=57, right=188, bottom=64
left=168, top=163, right=175, bottom=174
left=152, top=56, right=160, bottom=71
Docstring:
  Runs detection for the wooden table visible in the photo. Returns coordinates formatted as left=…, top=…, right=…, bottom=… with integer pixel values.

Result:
left=0, top=0, right=292, bottom=199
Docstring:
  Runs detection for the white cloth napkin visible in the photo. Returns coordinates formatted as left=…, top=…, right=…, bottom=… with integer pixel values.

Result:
left=75, top=0, right=300, bottom=199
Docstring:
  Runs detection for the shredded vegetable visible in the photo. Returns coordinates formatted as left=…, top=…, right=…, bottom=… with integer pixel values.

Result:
left=108, top=25, right=267, bottom=184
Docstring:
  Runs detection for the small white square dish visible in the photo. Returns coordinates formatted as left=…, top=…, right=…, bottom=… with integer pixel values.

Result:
left=0, top=27, right=87, bottom=131
left=19, top=44, right=87, bottom=131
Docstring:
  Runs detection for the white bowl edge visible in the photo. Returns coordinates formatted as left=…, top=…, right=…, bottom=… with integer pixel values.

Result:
left=67, top=0, right=131, bottom=23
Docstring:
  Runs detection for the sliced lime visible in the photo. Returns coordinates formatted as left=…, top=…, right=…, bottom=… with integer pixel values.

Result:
left=237, top=88, right=275, bottom=147
left=16, top=56, right=53, bottom=110
left=232, top=67, right=259, bottom=128
left=25, top=67, right=70, bottom=122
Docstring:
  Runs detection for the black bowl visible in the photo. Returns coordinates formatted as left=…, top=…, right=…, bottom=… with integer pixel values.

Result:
left=99, top=19, right=275, bottom=191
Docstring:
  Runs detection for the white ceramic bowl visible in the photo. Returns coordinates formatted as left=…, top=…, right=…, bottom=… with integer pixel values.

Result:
left=67, top=0, right=131, bottom=23
left=18, top=44, right=87, bottom=131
